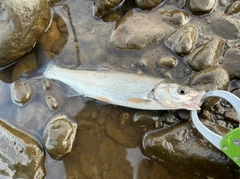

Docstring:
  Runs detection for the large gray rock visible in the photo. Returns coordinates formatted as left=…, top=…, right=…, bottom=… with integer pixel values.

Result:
left=0, top=0, right=51, bottom=66
left=110, top=9, right=175, bottom=49
left=0, top=119, right=45, bottom=178
left=184, top=38, right=225, bottom=71
left=143, top=122, right=239, bottom=178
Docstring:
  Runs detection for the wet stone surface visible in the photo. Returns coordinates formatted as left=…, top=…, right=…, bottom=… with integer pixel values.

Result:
left=188, top=0, right=216, bottom=15
left=184, top=38, right=225, bottom=71
left=164, top=25, right=197, bottom=56
left=0, top=119, right=45, bottom=178
left=11, top=80, right=32, bottom=106
left=142, top=121, right=238, bottom=178
left=135, top=0, right=165, bottom=10
left=0, top=0, right=51, bottom=66
left=44, top=114, right=77, bottom=159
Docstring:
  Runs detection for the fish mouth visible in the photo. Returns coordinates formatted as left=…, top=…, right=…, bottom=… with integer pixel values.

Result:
left=189, top=91, right=206, bottom=110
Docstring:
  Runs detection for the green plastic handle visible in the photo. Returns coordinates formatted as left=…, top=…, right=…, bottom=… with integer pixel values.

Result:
left=220, top=127, right=240, bottom=166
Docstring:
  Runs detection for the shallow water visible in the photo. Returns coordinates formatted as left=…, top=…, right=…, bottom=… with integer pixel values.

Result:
left=0, top=0, right=240, bottom=178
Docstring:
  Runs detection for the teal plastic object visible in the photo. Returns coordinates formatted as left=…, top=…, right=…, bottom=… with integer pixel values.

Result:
left=220, top=127, right=240, bottom=167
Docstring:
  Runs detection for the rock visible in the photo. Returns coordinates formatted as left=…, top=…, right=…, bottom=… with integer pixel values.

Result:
left=135, top=0, right=165, bottom=10
left=211, top=14, right=240, bottom=40
left=189, top=67, right=229, bottom=91
left=156, top=56, right=177, bottom=68
left=188, top=67, right=229, bottom=109
left=133, top=111, right=160, bottom=127
left=161, top=10, right=189, bottom=26
left=46, top=95, right=59, bottom=110
left=44, top=114, right=77, bottom=159
left=224, top=1, right=240, bottom=16
left=143, top=122, right=238, bottom=178
left=175, top=0, right=187, bottom=9
left=164, top=25, right=197, bottom=56
left=12, top=52, right=38, bottom=81
left=222, top=48, right=240, bottom=79
left=43, top=79, right=51, bottom=91
left=188, top=0, right=216, bottom=15
left=0, top=0, right=51, bottom=66
left=0, top=119, right=45, bottom=178
left=93, top=0, right=123, bottom=17
left=184, top=38, right=225, bottom=71
left=39, top=20, right=61, bottom=52
left=110, top=9, right=175, bottom=49
left=11, top=80, right=32, bottom=106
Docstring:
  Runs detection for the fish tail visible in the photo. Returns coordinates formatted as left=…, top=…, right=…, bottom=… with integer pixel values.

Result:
left=20, top=44, right=55, bottom=81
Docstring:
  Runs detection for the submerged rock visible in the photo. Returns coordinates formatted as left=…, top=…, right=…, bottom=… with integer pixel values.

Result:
left=0, top=119, right=45, bottom=178
left=222, top=48, right=240, bottom=79
left=135, top=0, right=165, bottom=10
left=185, top=38, right=225, bottom=71
left=211, top=14, right=240, bottom=40
left=189, top=67, right=229, bottom=91
left=46, top=95, right=59, bottom=110
left=143, top=122, right=238, bottom=178
left=188, top=0, right=216, bottom=15
left=133, top=111, right=160, bottom=127
left=164, top=25, right=197, bottom=56
left=0, top=0, right=51, bottom=66
left=110, top=9, right=175, bottom=49
left=11, top=81, right=32, bottom=106
left=156, top=56, right=177, bottom=68
left=44, top=114, right=77, bottom=159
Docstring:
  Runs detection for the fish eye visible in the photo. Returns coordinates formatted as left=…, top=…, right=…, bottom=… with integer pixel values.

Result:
left=177, top=86, right=187, bottom=95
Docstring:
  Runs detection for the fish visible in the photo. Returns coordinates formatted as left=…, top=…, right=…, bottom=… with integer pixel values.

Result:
left=37, top=60, right=205, bottom=110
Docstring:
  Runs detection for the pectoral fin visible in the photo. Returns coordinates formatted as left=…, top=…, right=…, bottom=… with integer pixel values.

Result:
left=127, top=98, right=152, bottom=104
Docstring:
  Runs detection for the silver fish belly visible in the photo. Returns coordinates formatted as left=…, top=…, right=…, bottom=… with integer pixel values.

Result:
left=44, top=64, right=204, bottom=110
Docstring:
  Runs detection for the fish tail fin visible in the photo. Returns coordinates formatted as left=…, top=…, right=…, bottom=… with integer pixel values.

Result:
left=20, top=44, right=55, bottom=81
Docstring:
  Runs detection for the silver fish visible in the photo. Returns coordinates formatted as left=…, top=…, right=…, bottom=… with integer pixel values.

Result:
left=42, top=61, right=205, bottom=110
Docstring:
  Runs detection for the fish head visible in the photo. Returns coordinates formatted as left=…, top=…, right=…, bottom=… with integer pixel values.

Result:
left=153, top=82, right=205, bottom=110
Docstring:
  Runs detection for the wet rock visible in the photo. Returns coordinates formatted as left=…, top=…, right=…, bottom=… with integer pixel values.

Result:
left=43, top=79, right=51, bottom=91
left=12, top=53, right=38, bottom=81
left=135, top=0, right=165, bottom=10
left=11, top=81, right=32, bottom=106
left=176, top=110, right=191, bottom=121
left=222, top=48, right=240, bottom=79
left=44, top=114, right=77, bottom=159
left=156, top=56, right=177, bottom=68
left=224, top=1, right=240, bottom=16
left=211, top=14, right=240, bottom=40
left=133, top=111, right=160, bottom=127
left=224, top=110, right=239, bottom=124
left=189, top=67, right=229, bottom=91
left=0, top=119, right=45, bottom=178
left=160, top=111, right=179, bottom=125
left=161, top=10, right=189, bottom=26
left=0, top=0, right=51, bottom=66
left=93, top=0, right=123, bottom=17
left=110, top=9, right=175, bottom=49
left=184, top=38, right=225, bottom=71
left=164, top=25, right=197, bottom=56
left=188, top=0, right=216, bottom=15
left=189, top=67, right=229, bottom=109
left=143, top=122, right=238, bottom=178
left=46, top=95, right=59, bottom=110
left=39, top=20, right=61, bottom=52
